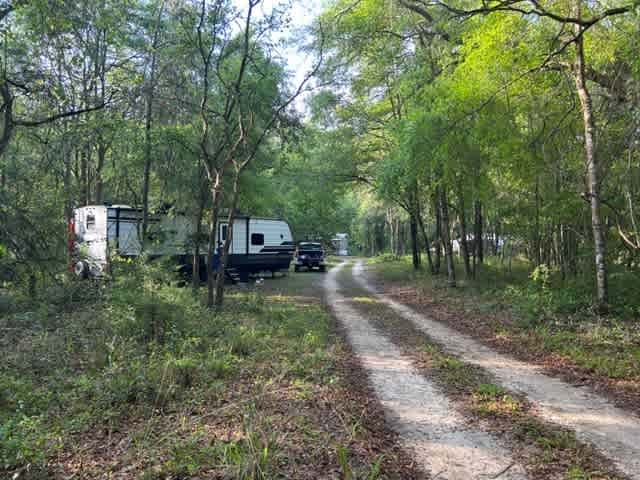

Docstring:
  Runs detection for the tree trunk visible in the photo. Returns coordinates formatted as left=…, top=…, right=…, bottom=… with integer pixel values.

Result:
left=28, top=272, right=37, bottom=300
left=141, top=111, right=153, bottom=240
left=409, top=181, right=421, bottom=269
left=94, top=30, right=107, bottom=205
left=457, top=186, right=472, bottom=279
left=206, top=172, right=222, bottom=308
left=95, top=139, right=106, bottom=204
left=371, top=223, right=376, bottom=255
left=433, top=193, right=442, bottom=274
left=192, top=183, right=207, bottom=290
left=192, top=209, right=202, bottom=290
left=215, top=171, right=241, bottom=307
left=409, top=211, right=421, bottom=270
left=417, top=206, right=435, bottom=273
left=63, top=123, right=73, bottom=277
left=474, top=200, right=483, bottom=265
left=533, top=176, right=541, bottom=266
left=386, top=208, right=395, bottom=256
left=573, top=1, right=608, bottom=311
left=0, top=82, right=14, bottom=160
left=81, top=146, right=90, bottom=206
left=141, top=2, right=164, bottom=241
left=439, top=187, right=456, bottom=287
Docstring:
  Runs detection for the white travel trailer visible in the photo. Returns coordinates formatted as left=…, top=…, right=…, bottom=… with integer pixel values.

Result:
left=213, top=216, right=295, bottom=279
left=331, top=233, right=349, bottom=256
left=70, top=205, right=294, bottom=280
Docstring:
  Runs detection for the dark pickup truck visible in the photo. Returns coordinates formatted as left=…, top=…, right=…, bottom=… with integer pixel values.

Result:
left=294, top=242, right=326, bottom=272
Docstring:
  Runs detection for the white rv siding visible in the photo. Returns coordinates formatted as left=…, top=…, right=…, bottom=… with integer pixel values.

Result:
left=215, top=219, right=246, bottom=254
left=74, top=206, right=109, bottom=262
left=217, top=218, right=291, bottom=255
left=232, top=219, right=247, bottom=254
left=248, top=219, right=292, bottom=254
left=72, top=207, right=294, bottom=277
left=106, top=208, right=142, bottom=256
left=105, top=209, right=191, bottom=256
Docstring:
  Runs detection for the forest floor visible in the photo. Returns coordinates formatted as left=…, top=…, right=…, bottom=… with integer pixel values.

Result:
left=4, top=258, right=640, bottom=479
left=0, top=266, right=420, bottom=480
left=336, top=257, right=640, bottom=480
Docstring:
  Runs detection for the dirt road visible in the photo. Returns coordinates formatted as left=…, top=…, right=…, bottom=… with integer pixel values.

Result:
left=326, top=259, right=640, bottom=480
left=326, top=261, right=529, bottom=480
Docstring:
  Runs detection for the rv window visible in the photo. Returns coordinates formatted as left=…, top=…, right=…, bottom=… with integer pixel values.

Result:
left=221, top=225, right=228, bottom=241
left=86, top=214, right=95, bottom=229
left=251, top=233, right=264, bottom=246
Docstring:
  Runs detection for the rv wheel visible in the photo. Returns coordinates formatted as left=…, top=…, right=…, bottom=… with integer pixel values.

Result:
left=294, top=265, right=300, bottom=272
left=74, top=261, right=89, bottom=279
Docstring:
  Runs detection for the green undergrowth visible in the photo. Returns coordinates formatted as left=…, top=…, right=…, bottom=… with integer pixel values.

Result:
left=0, top=259, right=341, bottom=477
left=369, top=255, right=640, bottom=381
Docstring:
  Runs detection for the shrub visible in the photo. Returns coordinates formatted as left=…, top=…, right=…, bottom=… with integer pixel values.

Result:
left=0, top=291, right=16, bottom=315
left=228, top=328, right=257, bottom=357
left=0, top=415, right=50, bottom=469
left=203, top=353, right=234, bottom=380
left=162, top=432, right=217, bottom=476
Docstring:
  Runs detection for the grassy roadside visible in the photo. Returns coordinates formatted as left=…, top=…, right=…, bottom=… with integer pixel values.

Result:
left=367, top=256, right=640, bottom=413
left=0, top=261, right=415, bottom=479
left=339, top=276, right=625, bottom=480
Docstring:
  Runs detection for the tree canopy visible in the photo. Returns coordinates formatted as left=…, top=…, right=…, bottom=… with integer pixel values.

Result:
left=1, top=0, right=639, bottom=311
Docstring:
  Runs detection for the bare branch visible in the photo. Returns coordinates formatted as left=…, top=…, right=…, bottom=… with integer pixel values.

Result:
left=239, top=21, right=327, bottom=171
left=421, top=0, right=638, bottom=26
left=14, top=101, right=107, bottom=127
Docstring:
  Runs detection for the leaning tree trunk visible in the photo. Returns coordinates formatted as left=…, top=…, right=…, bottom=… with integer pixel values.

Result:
left=439, top=186, right=456, bottom=287
left=573, top=1, right=608, bottom=312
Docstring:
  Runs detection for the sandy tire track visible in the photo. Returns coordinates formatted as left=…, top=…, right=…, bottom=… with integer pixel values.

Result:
left=353, top=260, right=640, bottom=480
left=325, top=261, right=528, bottom=480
